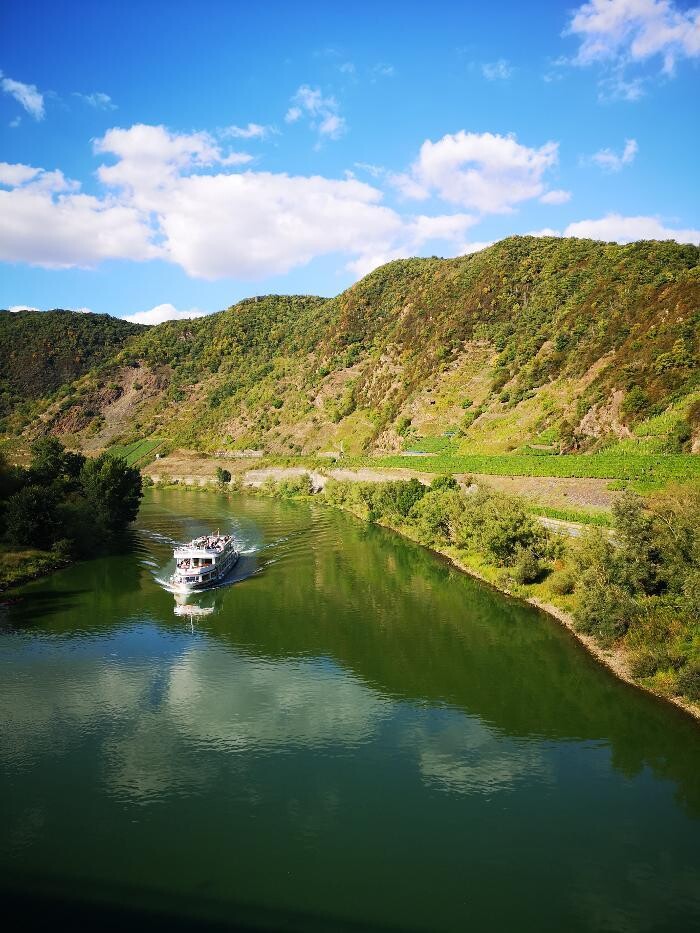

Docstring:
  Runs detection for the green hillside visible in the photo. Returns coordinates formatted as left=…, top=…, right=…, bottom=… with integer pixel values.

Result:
left=3, top=237, right=699, bottom=459
left=0, top=309, right=144, bottom=417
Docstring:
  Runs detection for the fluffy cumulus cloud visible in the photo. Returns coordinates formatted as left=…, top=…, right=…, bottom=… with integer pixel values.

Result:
left=0, top=123, right=480, bottom=281
left=156, top=171, right=401, bottom=279
left=285, top=85, right=346, bottom=142
left=0, top=162, right=41, bottom=187
left=0, top=161, right=159, bottom=268
left=95, top=124, right=251, bottom=206
left=124, top=303, right=208, bottom=325
left=589, top=138, right=638, bottom=171
left=392, top=131, right=560, bottom=214
left=0, top=70, right=45, bottom=120
left=2, top=121, right=696, bottom=284
left=567, top=0, right=700, bottom=73
left=565, top=0, right=700, bottom=97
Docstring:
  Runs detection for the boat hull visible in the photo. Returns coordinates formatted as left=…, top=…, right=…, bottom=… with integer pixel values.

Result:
left=169, top=551, right=240, bottom=593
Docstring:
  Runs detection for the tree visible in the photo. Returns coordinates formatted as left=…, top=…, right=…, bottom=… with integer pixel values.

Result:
left=29, top=437, right=67, bottom=485
left=27, top=436, right=85, bottom=491
left=408, top=487, right=463, bottom=544
left=4, top=484, right=59, bottom=547
left=455, top=489, right=552, bottom=565
left=216, top=467, right=232, bottom=485
left=79, top=454, right=142, bottom=535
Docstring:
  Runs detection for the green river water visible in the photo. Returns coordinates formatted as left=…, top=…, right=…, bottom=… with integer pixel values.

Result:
left=1, top=488, right=699, bottom=932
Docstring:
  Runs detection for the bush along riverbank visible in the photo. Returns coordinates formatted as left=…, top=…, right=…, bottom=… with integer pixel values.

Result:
left=249, top=472, right=700, bottom=719
left=0, top=438, right=143, bottom=591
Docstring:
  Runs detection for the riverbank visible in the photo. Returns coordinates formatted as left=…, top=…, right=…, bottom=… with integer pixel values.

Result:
left=236, top=479, right=700, bottom=724
left=0, top=545, right=69, bottom=593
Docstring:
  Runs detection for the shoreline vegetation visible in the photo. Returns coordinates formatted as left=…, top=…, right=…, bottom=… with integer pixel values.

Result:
left=0, top=439, right=142, bottom=594
left=146, top=468, right=700, bottom=721
left=3, top=448, right=698, bottom=722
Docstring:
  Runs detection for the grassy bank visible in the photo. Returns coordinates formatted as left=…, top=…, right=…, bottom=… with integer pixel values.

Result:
left=0, top=545, right=69, bottom=592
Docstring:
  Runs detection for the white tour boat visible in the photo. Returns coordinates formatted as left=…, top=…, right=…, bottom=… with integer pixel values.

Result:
left=170, top=532, right=239, bottom=592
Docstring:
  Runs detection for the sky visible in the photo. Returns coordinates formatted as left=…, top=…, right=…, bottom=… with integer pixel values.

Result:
left=0, top=0, right=698, bottom=323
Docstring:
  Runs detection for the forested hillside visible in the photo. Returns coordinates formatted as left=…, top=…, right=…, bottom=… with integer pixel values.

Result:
left=0, top=309, right=144, bottom=416
left=3, top=237, right=699, bottom=457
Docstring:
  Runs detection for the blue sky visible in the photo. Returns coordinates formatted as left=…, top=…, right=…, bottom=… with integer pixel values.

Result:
left=1, top=0, right=698, bottom=323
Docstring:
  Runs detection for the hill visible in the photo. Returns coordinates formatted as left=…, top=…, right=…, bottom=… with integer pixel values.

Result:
left=3, top=237, right=699, bottom=458
left=0, top=309, right=144, bottom=417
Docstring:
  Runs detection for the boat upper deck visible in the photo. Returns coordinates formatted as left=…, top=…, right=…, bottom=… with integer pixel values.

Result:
left=174, top=534, right=233, bottom=560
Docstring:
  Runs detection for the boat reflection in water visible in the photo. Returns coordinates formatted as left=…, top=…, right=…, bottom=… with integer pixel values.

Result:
left=172, top=549, right=262, bottom=627
left=174, top=592, right=217, bottom=618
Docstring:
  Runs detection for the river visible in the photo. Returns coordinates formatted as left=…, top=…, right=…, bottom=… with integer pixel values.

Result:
left=1, top=487, right=699, bottom=932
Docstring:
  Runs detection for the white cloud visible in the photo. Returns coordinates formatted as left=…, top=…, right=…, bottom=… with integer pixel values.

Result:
left=539, top=189, right=572, bottom=204
left=221, top=122, right=271, bottom=140
left=0, top=162, right=159, bottom=268
left=5, top=123, right=696, bottom=285
left=528, top=227, right=562, bottom=237
left=285, top=85, right=346, bottom=142
left=564, top=213, right=700, bottom=244
left=346, top=212, right=476, bottom=277
left=95, top=124, right=252, bottom=208
left=387, top=171, right=430, bottom=201
left=567, top=0, right=700, bottom=74
left=74, top=91, right=116, bottom=110
left=153, top=171, right=402, bottom=279
left=124, top=303, right=208, bottom=325
left=0, top=71, right=45, bottom=120
left=482, top=59, right=513, bottom=80
left=397, top=131, right=559, bottom=214
left=0, top=162, right=41, bottom=187
left=589, top=138, right=638, bottom=171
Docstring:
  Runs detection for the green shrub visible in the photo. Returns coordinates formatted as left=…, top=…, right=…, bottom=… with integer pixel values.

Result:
left=511, top=547, right=543, bottom=585
left=408, top=488, right=463, bottom=544
left=549, top=570, right=576, bottom=596
left=677, top=662, right=700, bottom=700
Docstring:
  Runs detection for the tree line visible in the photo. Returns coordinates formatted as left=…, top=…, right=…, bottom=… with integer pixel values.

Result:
left=0, top=438, right=142, bottom=559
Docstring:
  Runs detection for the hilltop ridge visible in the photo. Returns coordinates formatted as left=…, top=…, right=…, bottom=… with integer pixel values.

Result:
left=2, top=236, right=698, bottom=458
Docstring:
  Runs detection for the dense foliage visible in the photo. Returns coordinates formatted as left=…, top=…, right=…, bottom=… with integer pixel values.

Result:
left=574, top=489, right=700, bottom=699
left=0, top=309, right=143, bottom=418
left=0, top=438, right=142, bottom=560
left=12, top=237, right=698, bottom=458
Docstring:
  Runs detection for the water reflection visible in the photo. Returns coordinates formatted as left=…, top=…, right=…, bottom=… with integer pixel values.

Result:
left=1, top=488, right=699, bottom=932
